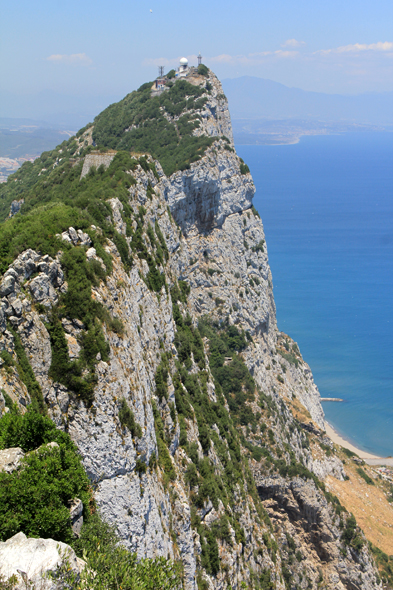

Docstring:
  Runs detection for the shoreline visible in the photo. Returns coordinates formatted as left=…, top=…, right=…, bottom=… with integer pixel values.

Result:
left=324, top=422, right=393, bottom=465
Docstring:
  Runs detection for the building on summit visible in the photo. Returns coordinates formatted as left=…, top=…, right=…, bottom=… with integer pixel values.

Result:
left=152, top=55, right=200, bottom=96
left=176, top=57, right=189, bottom=78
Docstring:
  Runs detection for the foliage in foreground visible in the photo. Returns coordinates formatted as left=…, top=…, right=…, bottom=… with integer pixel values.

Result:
left=70, top=514, right=181, bottom=590
left=0, top=407, right=90, bottom=543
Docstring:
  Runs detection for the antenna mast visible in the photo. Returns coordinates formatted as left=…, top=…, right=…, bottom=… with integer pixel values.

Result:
left=158, top=65, right=165, bottom=77
left=197, top=53, right=202, bottom=66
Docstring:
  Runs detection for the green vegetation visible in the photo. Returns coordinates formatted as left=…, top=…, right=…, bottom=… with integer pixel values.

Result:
left=154, top=354, right=170, bottom=401
left=370, top=543, right=393, bottom=588
left=151, top=400, right=176, bottom=483
left=0, top=147, right=137, bottom=264
left=198, top=317, right=255, bottom=427
left=239, top=158, right=250, bottom=175
left=197, top=64, right=209, bottom=77
left=0, top=404, right=73, bottom=452
left=277, top=347, right=299, bottom=368
left=0, top=407, right=90, bottom=543
left=251, top=239, right=265, bottom=254
left=342, top=514, right=364, bottom=552
left=71, top=513, right=181, bottom=590
left=0, top=406, right=180, bottom=589
left=92, top=79, right=216, bottom=176
left=118, top=398, right=142, bottom=438
left=342, top=447, right=357, bottom=458
left=10, top=328, right=46, bottom=414
left=356, top=466, right=374, bottom=485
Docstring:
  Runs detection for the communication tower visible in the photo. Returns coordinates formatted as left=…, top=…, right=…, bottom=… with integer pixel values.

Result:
left=158, top=65, right=165, bottom=77
left=197, top=53, right=202, bottom=66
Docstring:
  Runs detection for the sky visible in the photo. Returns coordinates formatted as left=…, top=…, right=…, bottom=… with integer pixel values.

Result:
left=1, top=0, right=393, bottom=122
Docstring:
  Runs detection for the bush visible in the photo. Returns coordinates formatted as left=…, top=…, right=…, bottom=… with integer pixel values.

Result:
left=342, top=514, right=364, bottom=550
left=118, top=398, right=142, bottom=438
left=0, top=406, right=73, bottom=452
left=72, top=513, right=181, bottom=590
left=239, top=159, right=250, bottom=175
left=197, top=64, right=209, bottom=77
left=0, top=429, right=90, bottom=543
left=10, top=328, right=46, bottom=414
left=356, top=467, right=374, bottom=485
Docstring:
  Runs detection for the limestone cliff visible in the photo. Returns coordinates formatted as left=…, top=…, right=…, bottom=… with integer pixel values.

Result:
left=0, top=69, right=381, bottom=590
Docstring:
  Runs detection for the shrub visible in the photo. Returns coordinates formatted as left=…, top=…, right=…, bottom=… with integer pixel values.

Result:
left=72, top=512, right=181, bottom=589
left=239, top=159, right=250, bottom=175
left=0, top=425, right=90, bottom=543
left=342, top=514, right=364, bottom=550
left=251, top=240, right=265, bottom=254
left=118, top=398, right=142, bottom=438
left=342, top=447, right=357, bottom=458
left=154, top=357, right=169, bottom=401
left=0, top=406, right=73, bottom=452
left=356, top=467, right=374, bottom=485
left=10, top=328, right=46, bottom=414
left=197, top=64, right=209, bottom=76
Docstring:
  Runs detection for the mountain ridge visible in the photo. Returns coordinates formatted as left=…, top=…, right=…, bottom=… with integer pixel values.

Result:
left=0, top=68, right=387, bottom=590
left=222, top=76, right=393, bottom=125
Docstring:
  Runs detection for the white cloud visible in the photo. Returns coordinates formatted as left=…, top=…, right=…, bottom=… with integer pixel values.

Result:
left=317, top=42, right=393, bottom=55
left=46, top=53, right=93, bottom=66
left=282, top=39, right=305, bottom=48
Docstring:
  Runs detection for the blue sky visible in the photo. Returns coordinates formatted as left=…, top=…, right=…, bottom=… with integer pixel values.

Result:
left=1, top=0, right=393, bottom=118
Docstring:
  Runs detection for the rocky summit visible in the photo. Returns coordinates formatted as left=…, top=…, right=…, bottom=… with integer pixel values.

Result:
left=0, top=67, right=383, bottom=589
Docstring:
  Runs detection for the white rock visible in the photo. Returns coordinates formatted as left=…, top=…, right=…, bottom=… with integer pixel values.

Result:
left=0, top=532, right=86, bottom=590
left=86, top=247, right=97, bottom=260
left=0, top=447, right=24, bottom=473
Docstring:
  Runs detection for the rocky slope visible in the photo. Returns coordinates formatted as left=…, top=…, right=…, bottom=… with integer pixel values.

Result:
left=0, top=69, right=381, bottom=589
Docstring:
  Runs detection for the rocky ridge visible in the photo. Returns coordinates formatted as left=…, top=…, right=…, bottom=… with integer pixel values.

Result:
left=0, top=69, right=381, bottom=589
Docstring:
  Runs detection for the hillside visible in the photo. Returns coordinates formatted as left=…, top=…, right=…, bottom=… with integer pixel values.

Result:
left=0, top=67, right=386, bottom=590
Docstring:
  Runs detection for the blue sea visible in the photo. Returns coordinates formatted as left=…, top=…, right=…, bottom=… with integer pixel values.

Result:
left=236, top=133, right=393, bottom=458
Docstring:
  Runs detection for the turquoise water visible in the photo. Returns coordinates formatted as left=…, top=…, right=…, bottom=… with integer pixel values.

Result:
left=236, top=133, right=393, bottom=457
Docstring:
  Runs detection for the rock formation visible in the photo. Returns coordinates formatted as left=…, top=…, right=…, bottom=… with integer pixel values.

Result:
left=0, top=532, right=86, bottom=590
left=0, top=68, right=381, bottom=589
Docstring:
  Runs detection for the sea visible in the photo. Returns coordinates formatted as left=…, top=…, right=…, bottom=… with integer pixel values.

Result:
left=236, top=133, right=393, bottom=458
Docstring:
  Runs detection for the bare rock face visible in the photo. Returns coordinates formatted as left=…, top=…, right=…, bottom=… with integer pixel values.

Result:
left=0, top=532, right=86, bottom=590
left=9, top=199, right=24, bottom=218
left=162, top=143, right=254, bottom=236
left=256, top=475, right=380, bottom=590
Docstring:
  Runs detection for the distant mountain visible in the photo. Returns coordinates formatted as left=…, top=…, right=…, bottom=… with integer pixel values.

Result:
left=222, top=77, right=393, bottom=126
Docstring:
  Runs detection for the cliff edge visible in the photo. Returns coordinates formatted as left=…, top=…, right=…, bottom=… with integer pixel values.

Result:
left=0, top=67, right=381, bottom=590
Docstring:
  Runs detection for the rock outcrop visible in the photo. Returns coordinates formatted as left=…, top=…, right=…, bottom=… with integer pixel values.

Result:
left=0, top=532, right=86, bottom=590
left=0, top=447, right=24, bottom=473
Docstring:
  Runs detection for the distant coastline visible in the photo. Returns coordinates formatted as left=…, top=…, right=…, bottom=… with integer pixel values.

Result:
left=232, top=119, right=393, bottom=146
left=324, top=422, right=393, bottom=467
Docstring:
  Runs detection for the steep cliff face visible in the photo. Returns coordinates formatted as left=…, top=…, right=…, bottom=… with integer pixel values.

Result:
left=0, top=69, right=381, bottom=590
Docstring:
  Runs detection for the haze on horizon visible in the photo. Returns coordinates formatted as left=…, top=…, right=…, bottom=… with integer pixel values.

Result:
left=1, top=0, right=393, bottom=126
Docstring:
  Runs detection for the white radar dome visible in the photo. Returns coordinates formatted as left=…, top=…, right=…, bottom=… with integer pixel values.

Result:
left=180, top=57, right=188, bottom=65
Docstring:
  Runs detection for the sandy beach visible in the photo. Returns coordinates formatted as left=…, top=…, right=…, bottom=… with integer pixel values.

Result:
left=325, top=422, right=393, bottom=466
